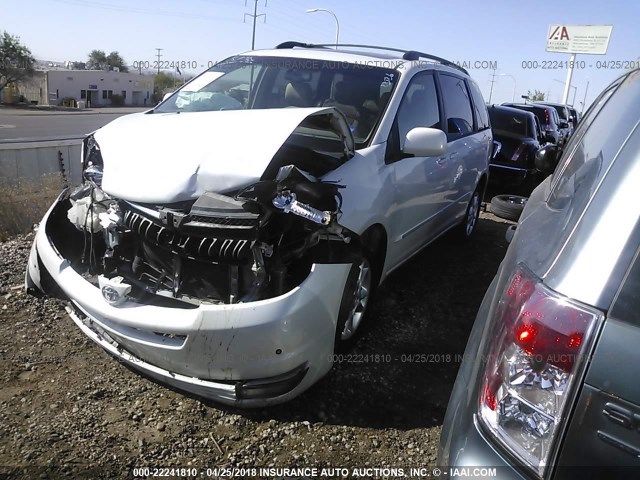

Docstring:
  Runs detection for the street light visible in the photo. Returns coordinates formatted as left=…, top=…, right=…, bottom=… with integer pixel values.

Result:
left=499, top=73, right=516, bottom=102
left=306, top=8, right=340, bottom=49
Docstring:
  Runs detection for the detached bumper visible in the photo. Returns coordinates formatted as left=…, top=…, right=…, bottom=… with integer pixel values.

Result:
left=27, top=200, right=350, bottom=407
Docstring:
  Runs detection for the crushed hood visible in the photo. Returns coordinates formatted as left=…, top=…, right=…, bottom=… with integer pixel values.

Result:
left=95, top=107, right=354, bottom=204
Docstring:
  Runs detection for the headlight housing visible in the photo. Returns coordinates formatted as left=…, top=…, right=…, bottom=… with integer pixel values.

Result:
left=82, top=134, right=104, bottom=184
left=478, top=264, right=603, bottom=477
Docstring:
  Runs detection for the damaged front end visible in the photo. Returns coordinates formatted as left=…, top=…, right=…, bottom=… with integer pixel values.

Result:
left=46, top=108, right=360, bottom=308
left=51, top=166, right=357, bottom=308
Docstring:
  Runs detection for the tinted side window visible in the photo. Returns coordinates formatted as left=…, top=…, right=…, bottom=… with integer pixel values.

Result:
left=467, top=80, right=490, bottom=131
left=610, top=241, right=640, bottom=326
left=396, top=72, right=441, bottom=144
left=439, top=74, right=474, bottom=138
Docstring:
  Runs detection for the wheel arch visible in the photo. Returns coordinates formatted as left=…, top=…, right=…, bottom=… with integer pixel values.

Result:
left=360, top=223, right=388, bottom=286
left=477, top=172, right=489, bottom=201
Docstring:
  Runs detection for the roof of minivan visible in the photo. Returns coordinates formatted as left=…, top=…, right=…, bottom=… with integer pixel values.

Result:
left=242, top=47, right=468, bottom=76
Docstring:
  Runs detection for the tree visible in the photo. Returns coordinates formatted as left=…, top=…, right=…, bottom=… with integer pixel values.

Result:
left=0, top=31, right=35, bottom=91
left=87, top=49, right=128, bottom=72
left=106, top=51, right=128, bottom=72
left=527, top=89, right=546, bottom=101
left=152, top=71, right=186, bottom=102
left=87, top=49, right=108, bottom=70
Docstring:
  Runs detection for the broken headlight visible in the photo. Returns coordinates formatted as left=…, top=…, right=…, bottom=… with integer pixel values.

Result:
left=82, top=134, right=104, bottom=184
left=272, top=191, right=332, bottom=225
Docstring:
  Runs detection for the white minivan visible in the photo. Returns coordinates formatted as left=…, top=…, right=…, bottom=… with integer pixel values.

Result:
left=26, top=43, right=492, bottom=406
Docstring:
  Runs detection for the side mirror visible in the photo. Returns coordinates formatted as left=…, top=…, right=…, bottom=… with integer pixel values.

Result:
left=535, top=144, right=560, bottom=174
left=162, top=92, right=173, bottom=102
left=559, top=120, right=569, bottom=129
left=403, top=127, right=447, bottom=157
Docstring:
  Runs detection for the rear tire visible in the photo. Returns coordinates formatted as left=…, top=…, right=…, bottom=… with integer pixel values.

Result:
left=490, top=194, right=528, bottom=221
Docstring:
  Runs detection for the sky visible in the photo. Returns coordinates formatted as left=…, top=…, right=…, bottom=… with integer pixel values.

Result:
left=2, top=0, right=639, bottom=110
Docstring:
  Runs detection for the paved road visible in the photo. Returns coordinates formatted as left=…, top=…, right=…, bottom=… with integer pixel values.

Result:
left=0, top=107, right=148, bottom=142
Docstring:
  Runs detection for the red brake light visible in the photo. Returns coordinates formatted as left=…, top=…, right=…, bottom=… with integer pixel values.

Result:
left=545, top=109, right=550, bottom=126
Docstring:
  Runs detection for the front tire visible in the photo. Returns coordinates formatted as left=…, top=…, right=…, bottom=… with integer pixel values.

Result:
left=334, top=256, right=373, bottom=351
left=454, top=187, right=481, bottom=241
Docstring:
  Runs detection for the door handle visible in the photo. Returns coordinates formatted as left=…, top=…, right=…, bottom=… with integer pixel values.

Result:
left=436, top=157, right=447, bottom=166
left=449, top=152, right=459, bottom=161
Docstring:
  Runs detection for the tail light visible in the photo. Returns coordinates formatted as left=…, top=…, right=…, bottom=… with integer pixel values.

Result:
left=545, top=109, right=550, bottom=128
left=478, top=264, right=603, bottom=477
left=510, top=144, right=526, bottom=163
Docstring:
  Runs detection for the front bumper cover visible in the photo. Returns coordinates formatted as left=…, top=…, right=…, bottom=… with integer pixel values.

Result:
left=27, top=198, right=351, bottom=407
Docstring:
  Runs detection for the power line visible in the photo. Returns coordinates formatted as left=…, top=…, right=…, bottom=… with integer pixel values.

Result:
left=244, top=0, right=267, bottom=50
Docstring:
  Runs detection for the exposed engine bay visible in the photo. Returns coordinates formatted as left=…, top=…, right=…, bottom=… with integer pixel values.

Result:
left=48, top=164, right=361, bottom=307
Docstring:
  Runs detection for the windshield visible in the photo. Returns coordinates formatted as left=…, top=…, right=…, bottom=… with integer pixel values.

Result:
left=155, top=55, right=399, bottom=146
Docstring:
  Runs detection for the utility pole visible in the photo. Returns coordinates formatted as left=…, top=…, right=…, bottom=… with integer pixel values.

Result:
left=581, top=80, right=590, bottom=115
left=244, top=0, right=267, bottom=50
left=488, top=69, right=497, bottom=104
left=155, top=48, right=163, bottom=74
left=562, top=53, right=577, bottom=104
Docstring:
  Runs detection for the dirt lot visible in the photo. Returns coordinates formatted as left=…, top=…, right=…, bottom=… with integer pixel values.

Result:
left=0, top=211, right=513, bottom=479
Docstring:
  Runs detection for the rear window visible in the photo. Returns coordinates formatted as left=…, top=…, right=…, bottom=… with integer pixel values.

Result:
left=528, top=108, right=547, bottom=127
left=488, top=109, right=531, bottom=138
left=554, top=105, right=569, bottom=120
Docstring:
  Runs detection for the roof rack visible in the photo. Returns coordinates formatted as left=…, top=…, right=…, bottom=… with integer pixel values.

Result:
left=274, top=42, right=468, bottom=75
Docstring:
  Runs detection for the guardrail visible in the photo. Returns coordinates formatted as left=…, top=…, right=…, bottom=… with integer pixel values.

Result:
left=0, top=137, right=83, bottom=239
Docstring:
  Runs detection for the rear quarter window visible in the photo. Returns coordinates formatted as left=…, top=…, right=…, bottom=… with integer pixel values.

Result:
left=467, top=80, right=490, bottom=131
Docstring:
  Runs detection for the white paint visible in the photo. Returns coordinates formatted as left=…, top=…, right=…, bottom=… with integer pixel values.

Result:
left=94, top=107, right=352, bottom=203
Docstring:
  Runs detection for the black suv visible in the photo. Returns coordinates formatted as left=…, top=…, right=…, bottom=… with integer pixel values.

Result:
left=502, top=102, right=564, bottom=147
left=536, top=101, right=573, bottom=141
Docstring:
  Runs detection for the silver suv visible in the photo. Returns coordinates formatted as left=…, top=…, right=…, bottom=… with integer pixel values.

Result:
left=440, top=69, right=640, bottom=478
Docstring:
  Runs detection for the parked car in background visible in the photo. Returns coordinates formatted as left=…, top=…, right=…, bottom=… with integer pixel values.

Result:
left=439, top=69, right=640, bottom=478
left=536, top=101, right=573, bottom=141
left=568, top=105, right=580, bottom=129
left=487, top=105, right=545, bottom=190
left=25, top=42, right=491, bottom=407
left=502, top=102, right=564, bottom=148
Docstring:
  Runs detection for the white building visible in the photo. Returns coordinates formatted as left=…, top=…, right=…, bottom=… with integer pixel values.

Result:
left=19, top=69, right=154, bottom=107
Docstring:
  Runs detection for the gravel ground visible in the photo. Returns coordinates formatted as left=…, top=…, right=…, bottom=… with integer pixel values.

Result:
left=0, top=210, right=513, bottom=479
